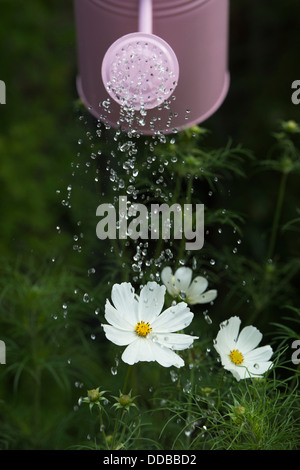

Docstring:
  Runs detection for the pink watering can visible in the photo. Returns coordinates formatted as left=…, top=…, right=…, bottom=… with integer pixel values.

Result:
left=74, top=0, right=230, bottom=134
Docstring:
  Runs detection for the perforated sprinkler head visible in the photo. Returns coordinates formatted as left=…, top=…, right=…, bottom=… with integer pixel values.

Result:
left=101, top=0, right=179, bottom=111
left=102, top=32, right=179, bottom=111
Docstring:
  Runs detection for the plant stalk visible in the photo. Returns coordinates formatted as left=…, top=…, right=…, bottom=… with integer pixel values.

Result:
left=267, top=171, right=288, bottom=261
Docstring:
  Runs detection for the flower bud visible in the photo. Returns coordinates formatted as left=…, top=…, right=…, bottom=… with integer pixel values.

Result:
left=201, top=387, right=214, bottom=395
left=88, top=389, right=100, bottom=402
left=280, top=156, right=294, bottom=174
left=119, top=394, right=131, bottom=407
left=282, top=120, right=299, bottom=133
left=234, top=405, right=246, bottom=416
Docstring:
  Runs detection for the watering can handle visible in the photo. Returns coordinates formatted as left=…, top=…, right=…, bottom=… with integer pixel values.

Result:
left=139, top=0, right=153, bottom=34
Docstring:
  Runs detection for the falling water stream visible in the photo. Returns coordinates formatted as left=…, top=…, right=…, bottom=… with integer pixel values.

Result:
left=50, top=77, right=243, bottom=425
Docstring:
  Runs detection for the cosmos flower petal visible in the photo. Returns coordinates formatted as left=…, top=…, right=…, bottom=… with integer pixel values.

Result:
left=102, top=324, right=137, bottom=346
left=161, top=266, right=217, bottom=306
left=138, top=281, right=166, bottom=322
left=154, top=332, right=198, bottom=351
left=213, top=316, right=273, bottom=381
left=111, top=282, right=139, bottom=321
left=102, top=281, right=196, bottom=368
left=224, top=366, right=245, bottom=382
left=236, top=325, right=263, bottom=354
left=149, top=340, right=185, bottom=368
left=244, top=361, right=273, bottom=377
left=104, top=300, right=135, bottom=330
left=122, top=338, right=155, bottom=365
left=187, top=288, right=218, bottom=305
left=186, top=276, right=208, bottom=298
left=245, top=345, right=273, bottom=363
left=151, top=302, right=193, bottom=333
left=173, top=267, right=193, bottom=292
left=215, top=316, right=241, bottom=351
left=161, top=267, right=178, bottom=296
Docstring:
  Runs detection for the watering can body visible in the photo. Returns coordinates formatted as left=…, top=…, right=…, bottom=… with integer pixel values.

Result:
left=74, top=0, right=230, bottom=134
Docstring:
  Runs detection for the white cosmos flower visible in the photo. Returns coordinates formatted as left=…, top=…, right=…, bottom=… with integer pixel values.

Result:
left=101, top=281, right=198, bottom=368
left=161, top=266, right=217, bottom=305
left=213, top=316, right=273, bottom=381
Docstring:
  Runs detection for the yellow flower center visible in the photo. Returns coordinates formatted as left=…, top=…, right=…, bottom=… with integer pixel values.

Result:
left=229, top=349, right=244, bottom=365
left=135, top=321, right=152, bottom=338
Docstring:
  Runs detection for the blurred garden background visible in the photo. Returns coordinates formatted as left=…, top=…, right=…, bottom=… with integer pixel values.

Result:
left=0, top=0, right=299, bottom=450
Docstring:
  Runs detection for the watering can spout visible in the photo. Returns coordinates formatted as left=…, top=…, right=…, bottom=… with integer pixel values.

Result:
left=139, top=0, right=152, bottom=34
left=74, top=0, right=230, bottom=134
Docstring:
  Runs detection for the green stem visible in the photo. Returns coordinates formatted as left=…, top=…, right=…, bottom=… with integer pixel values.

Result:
left=111, top=365, right=132, bottom=449
left=33, top=367, right=41, bottom=431
left=216, top=369, right=226, bottom=409
left=118, top=411, right=129, bottom=448
left=267, top=171, right=288, bottom=261
left=289, top=362, right=300, bottom=393
left=185, top=349, right=195, bottom=448
left=98, top=407, right=109, bottom=449
left=122, top=364, right=132, bottom=394
left=111, top=408, right=122, bottom=450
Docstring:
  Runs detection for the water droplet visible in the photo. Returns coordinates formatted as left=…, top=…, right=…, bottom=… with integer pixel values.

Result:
left=132, top=263, right=141, bottom=272
left=111, top=366, right=118, bottom=376
left=183, top=380, right=192, bottom=394
left=204, top=313, right=212, bottom=325
left=170, top=370, right=178, bottom=383
left=210, top=259, right=216, bottom=266
left=179, top=290, right=186, bottom=300
left=220, top=320, right=229, bottom=329
left=102, top=99, right=111, bottom=109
